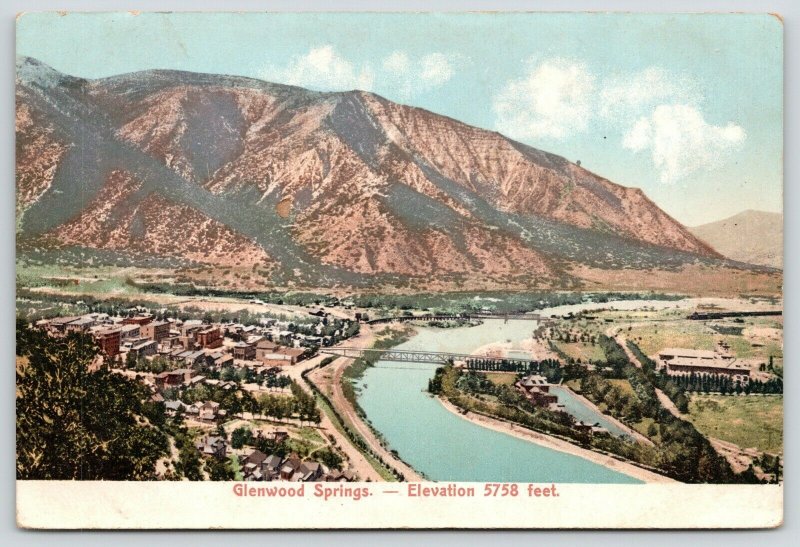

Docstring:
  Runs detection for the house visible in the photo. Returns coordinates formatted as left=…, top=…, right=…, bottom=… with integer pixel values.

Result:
left=93, top=328, right=121, bottom=357
left=65, top=315, right=96, bottom=334
left=122, top=314, right=153, bottom=326
left=168, top=348, right=189, bottom=362
left=279, top=454, right=303, bottom=480
left=164, top=400, right=187, bottom=416
left=155, top=368, right=194, bottom=388
left=327, top=469, right=356, bottom=482
left=205, top=351, right=232, bottom=369
left=233, top=341, right=256, bottom=361
left=255, top=339, right=279, bottom=361
left=296, top=461, right=327, bottom=482
left=275, top=347, right=307, bottom=364
left=119, top=324, right=141, bottom=340
left=195, top=401, right=226, bottom=422
left=129, top=339, right=157, bottom=359
left=195, top=327, right=223, bottom=349
left=264, top=454, right=284, bottom=480
left=515, top=375, right=559, bottom=408
left=214, top=354, right=234, bottom=369
left=241, top=450, right=269, bottom=481
left=195, top=436, right=228, bottom=459
left=187, top=375, right=206, bottom=387
left=657, top=347, right=750, bottom=381
left=183, top=350, right=207, bottom=367
left=141, top=320, right=170, bottom=343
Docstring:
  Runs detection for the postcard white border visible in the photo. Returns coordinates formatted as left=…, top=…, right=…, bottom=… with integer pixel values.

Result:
left=16, top=481, right=783, bottom=529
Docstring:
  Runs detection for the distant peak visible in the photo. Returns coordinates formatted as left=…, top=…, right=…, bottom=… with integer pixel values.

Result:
left=16, top=55, right=82, bottom=88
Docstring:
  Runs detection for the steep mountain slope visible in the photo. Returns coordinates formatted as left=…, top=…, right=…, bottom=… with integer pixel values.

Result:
left=15, top=56, right=777, bottom=292
left=690, top=211, right=783, bottom=269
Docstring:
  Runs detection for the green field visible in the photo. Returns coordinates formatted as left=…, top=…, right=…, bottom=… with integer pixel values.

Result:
left=485, top=372, right=519, bottom=386
left=628, top=322, right=782, bottom=361
left=686, top=394, right=783, bottom=454
left=552, top=341, right=605, bottom=362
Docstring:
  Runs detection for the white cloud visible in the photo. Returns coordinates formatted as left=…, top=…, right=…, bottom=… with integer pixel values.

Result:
left=272, top=45, right=375, bottom=91
left=600, top=66, right=702, bottom=118
left=380, top=50, right=456, bottom=99
left=623, top=104, right=746, bottom=183
left=492, top=58, right=596, bottom=140
left=492, top=59, right=746, bottom=183
left=263, top=46, right=457, bottom=98
left=419, top=53, right=454, bottom=86
left=382, top=51, right=411, bottom=75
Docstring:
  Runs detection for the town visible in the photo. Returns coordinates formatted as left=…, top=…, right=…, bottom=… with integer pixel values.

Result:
left=32, top=306, right=363, bottom=483
left=18, top=293, right=783, bottom=485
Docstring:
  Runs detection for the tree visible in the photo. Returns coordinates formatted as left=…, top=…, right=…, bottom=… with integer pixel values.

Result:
left=16, top=320, right=168, bottom=480
left=316, top=447, right=343, bottom=470
left=175, top=442, right=203, bottom=480
left=205, top=457, right=235, bottom=481
left=231, top=427, right=254, bottom=449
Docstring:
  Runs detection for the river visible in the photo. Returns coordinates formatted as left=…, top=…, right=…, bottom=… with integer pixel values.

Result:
left=355, top=298, right=698, bottom=483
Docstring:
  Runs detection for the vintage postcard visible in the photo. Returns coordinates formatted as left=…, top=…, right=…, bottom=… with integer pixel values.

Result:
left=15, top=12, right=783, bottom=529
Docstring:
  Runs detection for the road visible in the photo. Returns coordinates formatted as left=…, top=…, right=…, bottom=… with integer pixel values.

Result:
left=283, top=351, right=384, bottom=482
left=297, top=324, right=424, bottom=482
left=612, top=330, right=686, bottom=421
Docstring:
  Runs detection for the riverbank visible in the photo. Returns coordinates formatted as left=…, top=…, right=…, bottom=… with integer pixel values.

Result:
left=559, top=385, right=654, bottom=446
left=306, top=323, right=425, bottom=482
left=437, top=397, right=675, bottom=484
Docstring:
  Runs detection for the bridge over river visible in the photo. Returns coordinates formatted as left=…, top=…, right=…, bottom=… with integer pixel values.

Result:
left=365, top=313, right=543, bottom=325
left=319, top=347, right=539, bottom=369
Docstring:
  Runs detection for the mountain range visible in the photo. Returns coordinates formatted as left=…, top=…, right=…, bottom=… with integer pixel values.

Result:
left=690, top=210, right=783, bottom=269
left=15, top=57, right=780, bottom=293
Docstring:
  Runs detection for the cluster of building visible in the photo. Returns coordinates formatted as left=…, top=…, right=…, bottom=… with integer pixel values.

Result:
left=35, top=310, right=351, bottom=373
left=34, top=306, right=364, bottom=481
left=239, top=449, right=355, bottom=483
left=164, top=400, right=228, bottom=423
left=193, top=435, right=356, bottom=482
left=656, top=342, right=752, bottom=383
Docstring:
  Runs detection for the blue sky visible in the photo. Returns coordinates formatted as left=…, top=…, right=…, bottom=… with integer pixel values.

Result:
left=17, top=12, right=783, bottom=226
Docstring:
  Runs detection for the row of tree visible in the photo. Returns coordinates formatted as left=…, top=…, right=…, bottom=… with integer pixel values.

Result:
left=464, top=358, right=562, bottom=381
left=668, top=372, right=783, bottom=395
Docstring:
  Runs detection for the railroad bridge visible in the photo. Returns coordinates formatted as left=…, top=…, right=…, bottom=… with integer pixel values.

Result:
left=365, top=313, right=542, bottom=325
left=319, top=347, right=535, bottom=369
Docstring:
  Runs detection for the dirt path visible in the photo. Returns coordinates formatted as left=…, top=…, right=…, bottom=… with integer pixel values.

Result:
left=614, top=331, right=685, bottom=421
left=655, top=388, right=684, bottom=419
left=284, top=352, right=384, bottom=482
left=708, top=437, right=754, bottom=474
left=611, top=330, right=643, bottom=369
left=156, top=436, right=179, bottom=477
